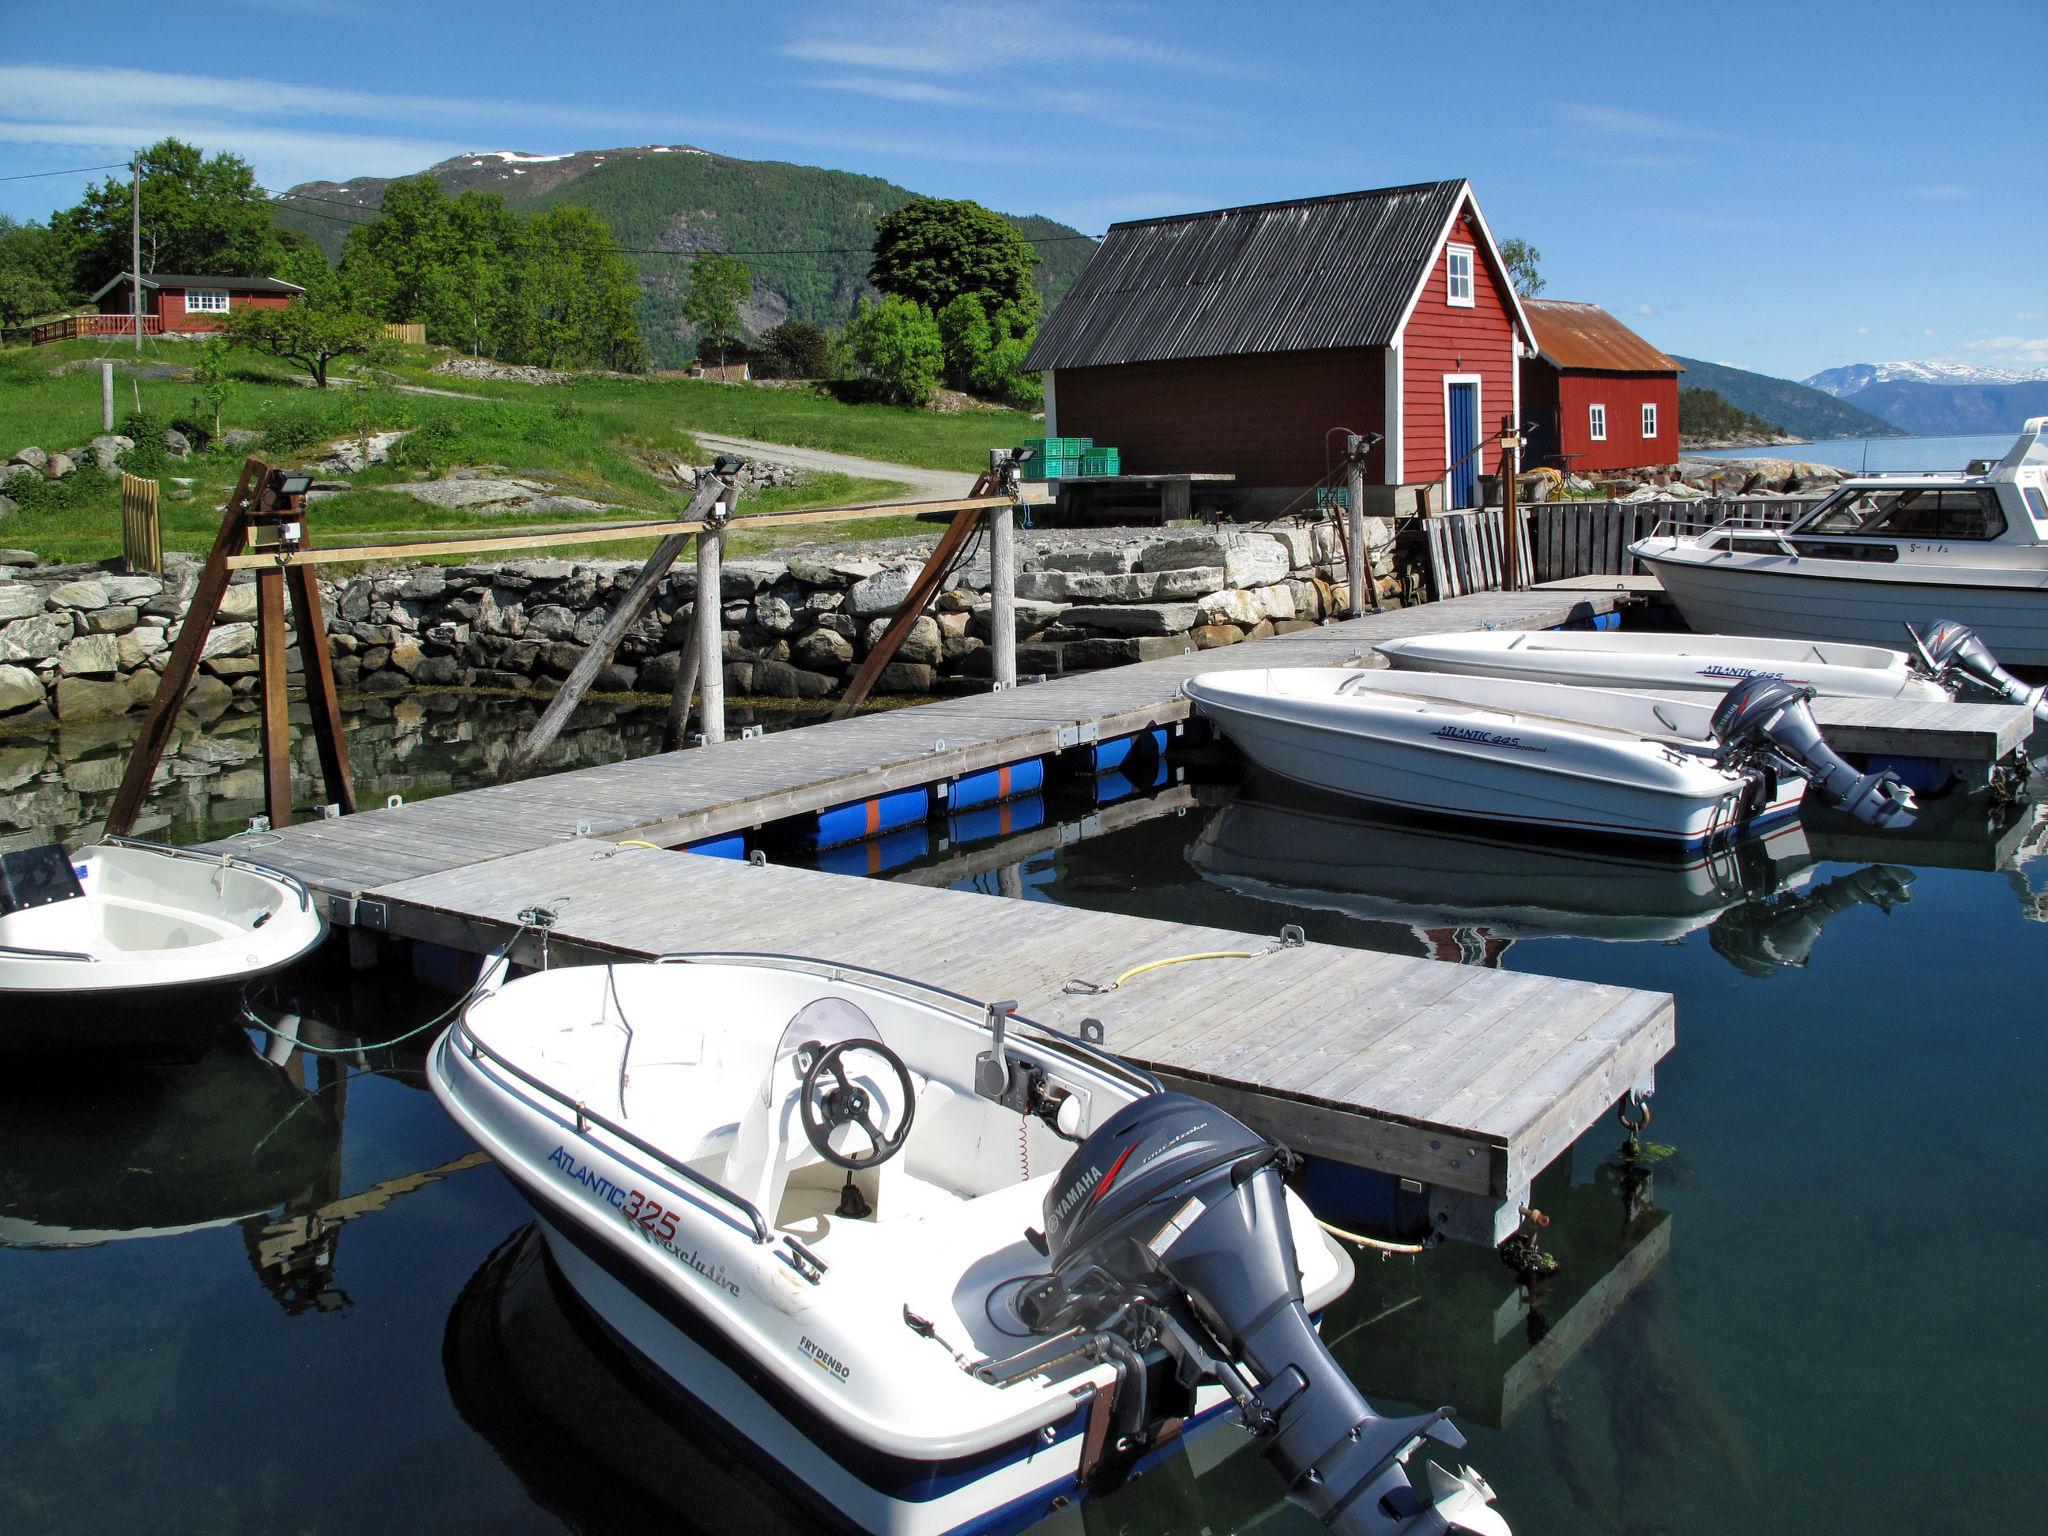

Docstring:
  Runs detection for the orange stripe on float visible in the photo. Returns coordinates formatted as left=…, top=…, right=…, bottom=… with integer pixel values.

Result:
left=865, top=797, right=881, bottom=837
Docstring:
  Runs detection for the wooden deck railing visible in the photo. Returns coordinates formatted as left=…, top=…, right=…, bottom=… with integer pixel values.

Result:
left=30, top=314, right=165, bottom=345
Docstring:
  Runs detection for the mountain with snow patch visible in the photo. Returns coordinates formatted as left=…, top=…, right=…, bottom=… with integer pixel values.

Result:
left=1800, top=359, right=2048, bottom=436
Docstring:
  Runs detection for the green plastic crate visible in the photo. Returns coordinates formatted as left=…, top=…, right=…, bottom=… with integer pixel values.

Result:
left=1080, top=447, right=1120, bottom=476
left=1017, top=437, right=1092, bottom=465
left=1038, top=455, right=1083, bottom=481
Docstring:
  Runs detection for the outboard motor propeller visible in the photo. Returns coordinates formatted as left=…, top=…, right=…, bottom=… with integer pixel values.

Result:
left=1017, top=1094, right=1509, bottom=1535
left=1912, top=621, right=2048, bottom=721
left=1710, top=677, right=1917, bottom=828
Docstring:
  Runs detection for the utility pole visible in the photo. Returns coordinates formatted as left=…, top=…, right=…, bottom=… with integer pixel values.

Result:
left=1499, top=414, right=1521, bottom=592
left=130, top=149, right=142, bottom=356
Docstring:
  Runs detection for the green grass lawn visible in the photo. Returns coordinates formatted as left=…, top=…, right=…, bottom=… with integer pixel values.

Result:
left=0, top=337, right=1002, bottom=565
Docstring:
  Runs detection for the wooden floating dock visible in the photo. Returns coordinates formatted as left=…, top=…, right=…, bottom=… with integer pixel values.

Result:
left=204, top=583, right=2030, bottom=1242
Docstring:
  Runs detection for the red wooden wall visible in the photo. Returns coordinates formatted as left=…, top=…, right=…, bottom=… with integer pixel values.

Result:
left=1400, top=209, right=1519, bottom=488
left=1554, top=370, right=1680, bottom=472
left=1053, top=346, right=1386, bottom=487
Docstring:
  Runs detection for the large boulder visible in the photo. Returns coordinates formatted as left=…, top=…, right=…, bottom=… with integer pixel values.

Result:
left=1061, top=602, right=1200, bottom=636
left=56, top=633, right=120, bottom=676
left=864, top=614, right=942, bottom=664
left=0, top=611, right=74, bottom=662
left=9, top=446, right=47, bottom=470
left=793, top=626, right=854, bottom=671
left=0, top=662, right=44, bottom=713
left=0, top=586, right=44, bottom=622
left=163, top=427, right=192, bottom=460
left=847, top=564, right=921, bottom=618
left=0, top=494, right=18, bottom=521
left=87, top=434, right=134, bottom=474
left=43, top=453, right=75, bottom=480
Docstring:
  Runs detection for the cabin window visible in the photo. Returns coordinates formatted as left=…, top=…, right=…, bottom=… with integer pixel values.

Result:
left=184, top=289, right=230, bottom=313
left=1589, top=403, right=1607, bottom=441
left=2024, top=487, right=2048, bottom=524
left=1641, top=403, right=1658, bottom=437
left=1803, top=486, right=2006, bottom=541
left=1446, top=245, right=1475, bottom=307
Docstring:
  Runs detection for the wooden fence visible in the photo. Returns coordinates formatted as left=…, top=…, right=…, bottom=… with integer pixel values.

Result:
left=1424, top=496, right=1822, bottom=598
left=31, top=314, right=164, bottom=345
left=381, top=322, right=428, bottom=345
left=120, top=473, right=161, bottom=574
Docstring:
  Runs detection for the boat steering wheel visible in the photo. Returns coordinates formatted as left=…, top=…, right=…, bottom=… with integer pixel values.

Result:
left=797, top=1039, right=916, bottom=1170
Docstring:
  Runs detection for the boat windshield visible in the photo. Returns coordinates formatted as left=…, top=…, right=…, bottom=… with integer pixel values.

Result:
left=1795, top=485, right=2007, bottom=541
left=762, top=995, right=890, bottom=1106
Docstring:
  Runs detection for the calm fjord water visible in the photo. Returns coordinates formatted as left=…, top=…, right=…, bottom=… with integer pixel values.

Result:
left=2, top=699, right=2044, bottom=1535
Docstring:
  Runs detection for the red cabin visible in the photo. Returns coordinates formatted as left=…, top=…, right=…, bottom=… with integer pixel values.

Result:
left=1518, top=300, right=1681, bottom=476
left=87, top=272, right=304, bottom=334
left=1025, top=179, right=1535, bottom=513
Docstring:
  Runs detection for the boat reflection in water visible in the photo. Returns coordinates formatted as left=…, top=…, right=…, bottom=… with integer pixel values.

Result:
left=1187, top=789, right=1913, bottom=975
left=0, top=965, right=485, bottom=1314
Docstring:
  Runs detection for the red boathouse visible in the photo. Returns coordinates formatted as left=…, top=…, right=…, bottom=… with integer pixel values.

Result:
left=1518, top=299, right=1682, bottom=476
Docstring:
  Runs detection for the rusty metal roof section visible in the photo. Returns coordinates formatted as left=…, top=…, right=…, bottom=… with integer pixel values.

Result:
left=1025, top=180, right=1469, bottom=372
left=1524, top=299, right=1681, bottom=374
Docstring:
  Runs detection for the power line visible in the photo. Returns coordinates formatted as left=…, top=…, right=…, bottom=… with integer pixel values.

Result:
left=0, top=161, right=130, bottom=182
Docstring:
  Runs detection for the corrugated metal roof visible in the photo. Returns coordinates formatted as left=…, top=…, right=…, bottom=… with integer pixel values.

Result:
left=88, top=272, right=307, bottom=302
left=1025, top=180, right=1468, bottom=372
left=1524, top=299, right=1680, bottom=374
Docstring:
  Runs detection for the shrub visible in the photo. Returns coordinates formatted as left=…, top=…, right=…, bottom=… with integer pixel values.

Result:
left=843, top=296, right=944, bottom=407
left=116, top=410, right=168, bottom=475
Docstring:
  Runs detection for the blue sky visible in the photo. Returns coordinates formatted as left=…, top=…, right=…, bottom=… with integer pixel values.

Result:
left=2, top=0, right=2040, bottom=382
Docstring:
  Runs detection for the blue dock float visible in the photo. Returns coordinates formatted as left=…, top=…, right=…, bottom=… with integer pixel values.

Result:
left=815, top=823, right=930, bottom=877
left=685, top=834, right=748, bottom=860
left=949, top=794, right=1046, bottom=845
left=810, top=786, right=931, bottom=849
left=942, top=758, right=1046, bottom=811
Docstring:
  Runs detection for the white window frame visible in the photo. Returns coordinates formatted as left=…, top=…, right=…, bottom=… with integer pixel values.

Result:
left=1641, top=402, right=1658, bottom=437
left=1589, top=403, right=1608, bottom=442
left=1445, top=244, right=1475, bottom=307
left=183, top=289, right=231, bottom=314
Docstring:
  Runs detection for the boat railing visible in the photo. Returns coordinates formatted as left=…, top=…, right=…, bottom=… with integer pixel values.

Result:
left=648, top=949, right=1165, bottom=1097
left=0, top=941, right=97, bottom=962
left=1647, top=510, right=1803, bottom=558
left=450, top=1015, right=775, bottom=1245
left=102, top=833, right=315, bottom=913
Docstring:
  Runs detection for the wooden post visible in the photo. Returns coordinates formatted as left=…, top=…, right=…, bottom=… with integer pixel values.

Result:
left=129, top=151, right=142, bottom=357
left=661, top=625, right=701, bottom=751
left=256, top=567, right=293, bottom=826
left=105, top=457, right=269, bottom=836
left=990, top=471, right=1017, bottom=689
left=695, top=522, right=726, bottom=745
left=1344, top=433, right=1370, bottom=617
left=286, top=563, right=356, bottom=814
left=1499, top=414, right=1521, bottom=593
left=501, top=470, right=732, bottom=781
left=102, top=361, right=114, bottom=432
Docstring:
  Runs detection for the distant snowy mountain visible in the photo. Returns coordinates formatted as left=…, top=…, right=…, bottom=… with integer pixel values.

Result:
left=1806, top=360, right=2048, bottom=396
left=1798, top=360, right=2048, bottom=436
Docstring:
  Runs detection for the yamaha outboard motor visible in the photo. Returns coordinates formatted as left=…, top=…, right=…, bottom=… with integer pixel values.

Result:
left=1016, top=1094, right=1508, bottom=1535
left=1710, top=677, right=1917, bottom=828
left=1914, top=621, right=2048, bottom=721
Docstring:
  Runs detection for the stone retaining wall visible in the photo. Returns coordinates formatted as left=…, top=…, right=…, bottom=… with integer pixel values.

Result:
left=0, top=520, right=1396, bottom=728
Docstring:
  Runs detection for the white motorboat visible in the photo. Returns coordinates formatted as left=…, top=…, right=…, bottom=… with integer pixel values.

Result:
left=0, top=839, right=327, bottom=1056
left=1183, top=668, right=1917, bottom=846
left=429, top=955, right=1509, bottom=1536
left=1375, top=628, right=1952, bottom=702
left=1631, top=417, right=2048, bottom=666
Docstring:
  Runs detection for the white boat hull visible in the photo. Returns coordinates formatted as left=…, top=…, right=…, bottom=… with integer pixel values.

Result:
left=1185, top=668, right=1801, bottom=847
left=1633, top=542, right=2048, bottom=668
left=1375, top=628, right=1951, bottom=701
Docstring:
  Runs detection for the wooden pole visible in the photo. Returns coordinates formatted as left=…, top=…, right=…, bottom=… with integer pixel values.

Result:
left=501, top=470, right=731, bottom=781
left=1345, top=433, right=1369, bottom=617
left=104, top=457, right=269, bottom=836
left=256, top=567, right=293, bottom=826
left=285, top=561, right=356, bottom=814
left=695, top=523, right=726, bottom=745
left=661, top=624, right=701, bottom=751
left=129, top=150, right=142, bottom=356
left=102, top=361, right=114, bottom=433
left=1499, top=414, right=1521, bottom=594
left=989, top=455, right=1017, bottom=688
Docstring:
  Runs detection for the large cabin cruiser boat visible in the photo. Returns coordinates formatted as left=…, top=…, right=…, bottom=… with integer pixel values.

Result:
left=430, top=956, right=1509, bottom=1536
left=1631, top=418, right=2048, bottom=666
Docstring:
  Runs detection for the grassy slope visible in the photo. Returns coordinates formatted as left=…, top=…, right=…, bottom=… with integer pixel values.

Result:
left=1671, top=356, right=1906, bottom=440
left=0, top=340, right=1017, bottom=565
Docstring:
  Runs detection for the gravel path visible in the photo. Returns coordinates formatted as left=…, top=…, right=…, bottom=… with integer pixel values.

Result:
left=688, top=432, right=976, bottom=503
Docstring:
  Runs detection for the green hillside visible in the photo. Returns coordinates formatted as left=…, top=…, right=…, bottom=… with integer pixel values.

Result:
left=274, top=147, right=1096, bottom=369
left=1671, top=356, right=1905, bottom=441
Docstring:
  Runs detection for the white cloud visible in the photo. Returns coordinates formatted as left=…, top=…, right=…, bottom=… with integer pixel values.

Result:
left=2020, top=311, right=2043, bottom=321
left=1551, top=104, right=1728, bottom=141
left=810, top=75, right=977, bottom=107
left=0, top=118, right=467, bottom=187
left=1856, top=325, right=1872, bottom=334
left=1560, top=150, right=1698, bottom=172
left=1923, top=328, right=1935, bottom=337
left=782, top=1, right=1247, bottom=78
left=1959, top=334, right=2048, bottom=364
left=1636, top=303, right=1658, bottom=316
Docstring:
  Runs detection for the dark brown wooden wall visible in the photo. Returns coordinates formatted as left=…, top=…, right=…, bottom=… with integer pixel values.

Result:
left=1051, top=346, right=1386, bottom=487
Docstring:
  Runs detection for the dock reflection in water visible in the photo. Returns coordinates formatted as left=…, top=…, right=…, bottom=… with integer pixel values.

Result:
left=1186, top=789, right=1912, bottom=976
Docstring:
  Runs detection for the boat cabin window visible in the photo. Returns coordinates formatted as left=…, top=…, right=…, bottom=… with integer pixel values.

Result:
left=2025, top=487, right=2048, bottom=525
left=1799, top=486, right=2006, bottom=541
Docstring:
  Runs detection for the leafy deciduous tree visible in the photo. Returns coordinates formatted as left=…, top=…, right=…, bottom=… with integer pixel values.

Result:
left=680, top=252, right=751, bottom=365
left=53, top=138, right=282, bottom=294
left=0, top=268, right=65, bottom=328
left=505, top=204, right=647, bottom=372
left=1499, top=237, right=1546, bottom=298
left=339, top=177, right=519, bottom=355
left=224, top=303, right=393, bottom=388
left=756, top=319, right=834, bottom=379
left=870, top=198, right=1040, bottom=322
left=190, top=336, right=234, bottom=439
left=843, top=295, right=944, bottom=406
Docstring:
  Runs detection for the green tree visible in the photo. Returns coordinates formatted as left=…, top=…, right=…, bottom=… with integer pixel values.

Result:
left=0, top=267, right=65, bottom=328
left=505, top=204, right=647, bottom=371
left=843, top=295, right=943, bottom=406
left=871, top=198, right=1040, bottom=322
left=53, top=138, right=282, bottom=293
left=1499, top=237, right=1545, bottom=299
left=190, top=336, right=234, bottom=439
left=935, top=293, right=993, bottom=391
left=224, top=303, right=393, bottom=388
left=0, top=214, right=70, bottom=294
left=339, top=177, right=519, bottom=355
left=680, top=252, right=751, bottom=365
left=972, top=333, right=1043, bottom=409
left=275, top=228, right=342, bottom=308
left=756, top=319, right=833, bottom=379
